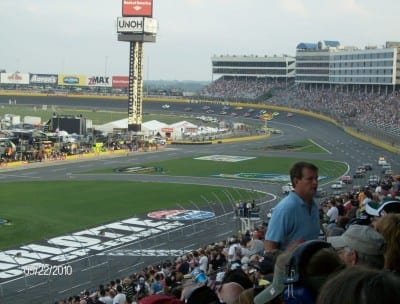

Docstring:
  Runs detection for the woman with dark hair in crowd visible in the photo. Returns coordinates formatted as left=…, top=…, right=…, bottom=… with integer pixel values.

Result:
left=208, top=246, right=227, bottom=273
left=317, top=266, right=400, bottom=304
left=375, top=213, right=400, bottom=273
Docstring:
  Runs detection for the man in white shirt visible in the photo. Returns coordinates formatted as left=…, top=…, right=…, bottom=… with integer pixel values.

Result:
left=198, top=249, right=209, bottom=273
left=326, top=200, right=339, bottom=224
left=113, top=285, right=126, bottom=304
left=98, top=288, right=113, bottom=304
left=227, top=238, right=242, bottom=264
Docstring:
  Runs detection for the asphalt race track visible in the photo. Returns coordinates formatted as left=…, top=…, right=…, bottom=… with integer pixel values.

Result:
left=0, top=96, right=399, bottom=303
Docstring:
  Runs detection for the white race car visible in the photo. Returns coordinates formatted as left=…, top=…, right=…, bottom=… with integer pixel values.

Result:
left=282, top=183, right=294, bottom=194
left=330, top=181, right=344, bottom=189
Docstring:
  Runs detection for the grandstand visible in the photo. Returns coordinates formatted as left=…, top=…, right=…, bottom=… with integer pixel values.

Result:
left=211, top=54, right=295, bottom=80
left=197, top=41, right=400, bottom=146
left=296, top=40, right=400, bottom=94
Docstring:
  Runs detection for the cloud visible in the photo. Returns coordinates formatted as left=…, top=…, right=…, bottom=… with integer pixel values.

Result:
left=279, top=0, right=308, bottom=17
left=332, top=0, right=369, bottom=16
left=187, top=0, right=203, bottom=5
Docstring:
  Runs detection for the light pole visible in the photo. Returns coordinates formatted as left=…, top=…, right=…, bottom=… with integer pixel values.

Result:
left=55, top=114, right=61, bottom=155
left=104, top=56, right=108, bottom=94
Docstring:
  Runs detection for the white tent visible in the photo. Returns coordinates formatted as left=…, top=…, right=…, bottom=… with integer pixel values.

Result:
left=142, top=120, right=168, bottom=136
left=94, top=119, right=169, bottom=136
left=94, top=118, right=128, bottom=134
left=169, top=121, right=198, bottom=139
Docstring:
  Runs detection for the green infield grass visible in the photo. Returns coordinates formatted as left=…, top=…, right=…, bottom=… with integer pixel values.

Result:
left=96, top=156, right=347, bottom=183
left=0, top=181, right=255, bottom=250
left=0, top=105, right=204, bottom=126
left=262, top=139, right=328, bottom=153
left=285, top=139, right=328, bottom=153
left=0, top=155, right=347, bottom=250
left=0, top=105, right=126, bottom=125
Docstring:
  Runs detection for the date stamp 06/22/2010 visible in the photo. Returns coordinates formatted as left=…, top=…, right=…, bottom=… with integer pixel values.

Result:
left=22, top=264, right=73, bottom=276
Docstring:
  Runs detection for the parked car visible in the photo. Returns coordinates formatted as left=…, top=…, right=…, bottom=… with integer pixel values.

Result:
left=383, top=169, right=393, bottom=176
left=362, top=163, right=373, bottom=170
left=368, top=175, right=380, bottom=187
left=341, top=175, right=353, bottom=184
left=331, top=181, right=344, bottom=189
left=282, top=182, right=294, bottom=194
left=270, top=128, right=282, bottom=134
left=353, top=170, right=365, bottom=179
left=149, top=137, right=166, bottom=145
left=381, top=164, right=392, bottom=173
left=368, top=175, right=379, bottom=183
left=378, top=156, right=387, bottom=166
left=357, top=166, right=367, bottom=173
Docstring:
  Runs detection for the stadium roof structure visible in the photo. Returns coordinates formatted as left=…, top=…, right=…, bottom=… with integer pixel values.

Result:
left=324, top=40, right=341, bottom=48
left=296, top=40, right=341, bottom=50
left=296, top=42, right=318, bottom=50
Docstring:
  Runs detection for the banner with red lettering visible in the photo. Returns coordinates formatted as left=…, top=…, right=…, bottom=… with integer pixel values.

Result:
left=112, top=76, right=129, bottom=88
left=122, top=0, right=153, bottom=17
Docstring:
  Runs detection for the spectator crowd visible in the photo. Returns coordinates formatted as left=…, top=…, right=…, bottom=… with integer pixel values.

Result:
left=199, top=77, right=287, bottom=101
left=199, top=77, right=400, bottom=146
left=56, top=162, right=400, bottom=304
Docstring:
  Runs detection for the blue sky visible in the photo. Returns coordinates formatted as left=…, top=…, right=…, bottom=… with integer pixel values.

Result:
left=0, top=0, right=399, bottom=81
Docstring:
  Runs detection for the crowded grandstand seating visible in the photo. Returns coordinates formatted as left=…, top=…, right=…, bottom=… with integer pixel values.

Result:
left=270, top=86, right=400, bottom=130
left=199, top=77, right=287, bottom=101
left=199, top=78, right=400, bottom=146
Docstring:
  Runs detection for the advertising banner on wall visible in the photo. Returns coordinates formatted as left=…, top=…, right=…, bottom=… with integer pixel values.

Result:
left=0, top=72, right=30, bottom=84
left=29, top=74, right=58, bottom=85
left=112, top=76, right=129, bottom=88
left=122, top=0, right=153, bottom=17
left=86, top=76, right=111, bottom=87
left=57, top=75, right=86, bottom=86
